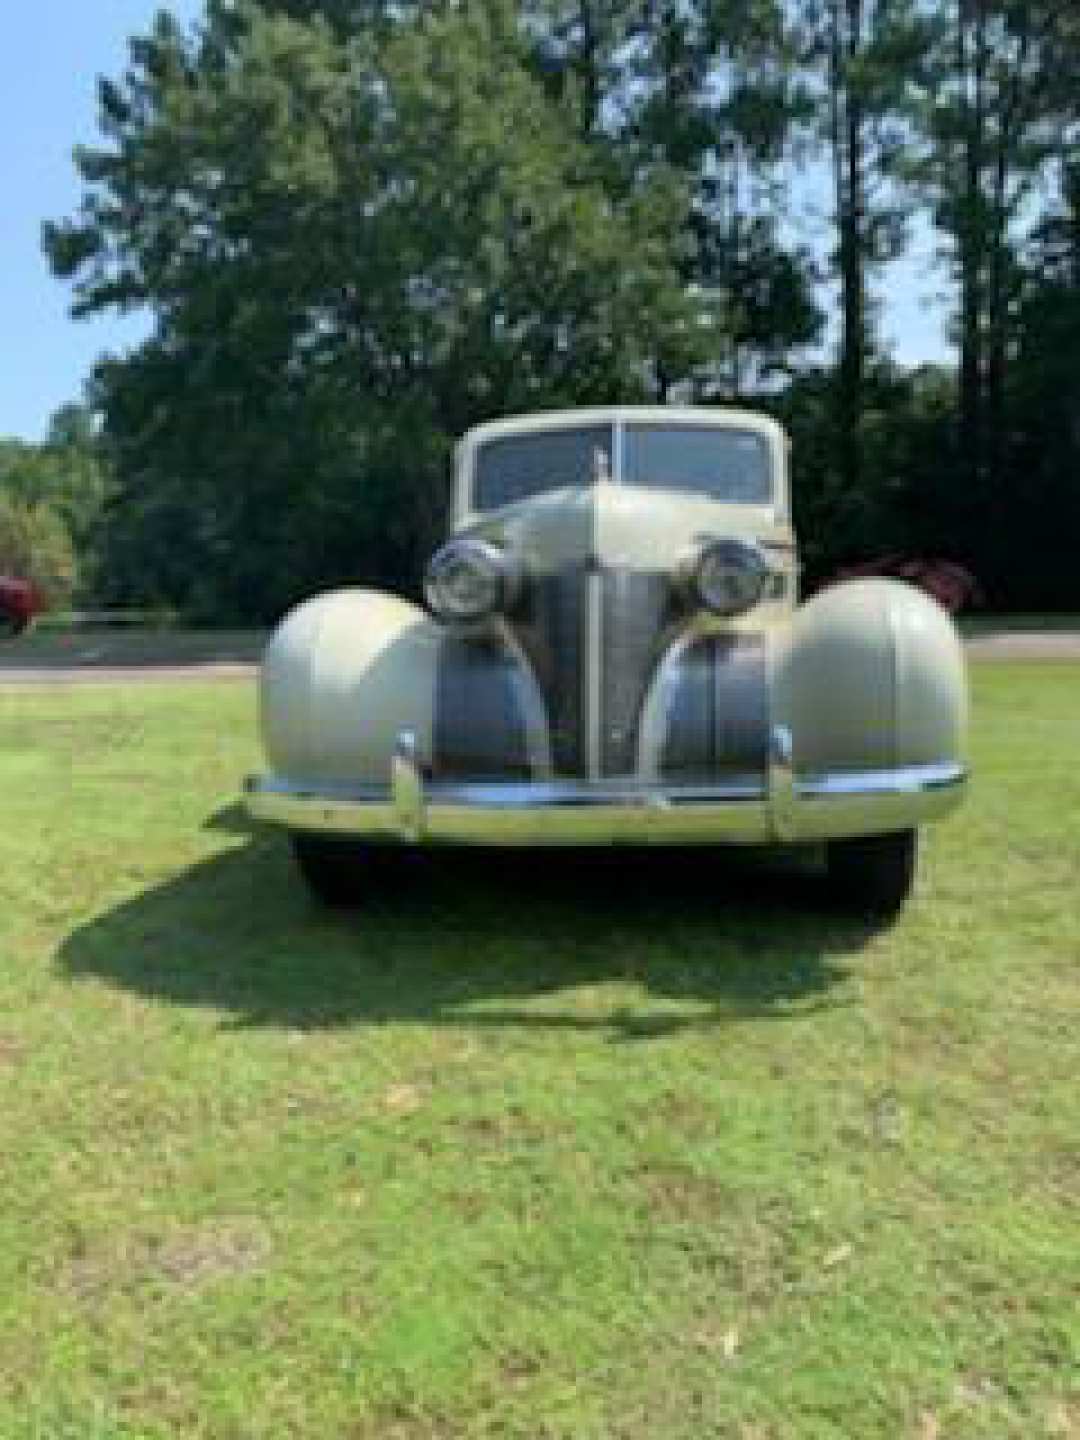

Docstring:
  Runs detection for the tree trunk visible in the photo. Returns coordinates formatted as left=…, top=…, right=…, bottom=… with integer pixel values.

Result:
left=986, top=20, right=1031, bottom=497
left=1065, top=163, right=1080, bottom=293
left=577, top=0, right=600, bottom=135
left=728, top=145, right=744, bottom=397
left=986, top=139, right=1008, bottom=492
left=957, top=0, right=987, bottom=489
left=832, top=0, right=865, bottom=497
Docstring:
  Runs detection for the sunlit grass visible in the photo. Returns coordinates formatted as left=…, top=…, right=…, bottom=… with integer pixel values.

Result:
left=1, top=665, right=1077, bottom=1438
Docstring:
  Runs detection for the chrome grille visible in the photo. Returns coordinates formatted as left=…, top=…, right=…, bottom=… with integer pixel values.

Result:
left=512, top=564, right=587, bottom=775
left=599, top=569, right=677, bottom=774
left=659, top=634, right=768, bottom=781
left=512, top=566, right=767, bottom=782
left=432, top=633, right=532, bottom=781
left=435, top=567, right=770, bottom=784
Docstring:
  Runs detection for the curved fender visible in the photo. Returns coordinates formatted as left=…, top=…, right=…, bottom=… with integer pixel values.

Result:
left=772, top=579, right=967, bottom=775
left=260, top=588, right=442, bottom=786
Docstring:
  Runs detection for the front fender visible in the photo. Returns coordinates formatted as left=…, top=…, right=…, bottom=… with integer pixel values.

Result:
left=260, top=588, right=442, bottom=786
left=774, top=579, right=968, bottom=776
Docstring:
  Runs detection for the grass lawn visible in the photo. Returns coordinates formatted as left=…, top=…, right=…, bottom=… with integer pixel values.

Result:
left=1, top=664, right=1077, bottom=1439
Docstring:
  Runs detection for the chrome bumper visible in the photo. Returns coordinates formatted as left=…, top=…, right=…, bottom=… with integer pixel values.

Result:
left=244, top=732, right=967, bottom=847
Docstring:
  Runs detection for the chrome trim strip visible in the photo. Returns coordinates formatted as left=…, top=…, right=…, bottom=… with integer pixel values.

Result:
left=767, top=724, right=797, bottom=841
left=798, top=763, right=964, bottom=797
left=245, top=763, right=967, bottom=846
left=248, top=775, right=770, bottom=809
left=392, top=729, right=424, bottom=840
left=584, top=569, right=603, bottom=780
left=636, top=627, right=693, bottom=782
left=493, top=619, right=554, bottom=778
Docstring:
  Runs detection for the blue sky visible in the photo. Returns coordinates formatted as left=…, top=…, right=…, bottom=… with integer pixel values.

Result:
left=0, top=3, right=952, bottom=444
left=2, top=1, right=203, bottom=442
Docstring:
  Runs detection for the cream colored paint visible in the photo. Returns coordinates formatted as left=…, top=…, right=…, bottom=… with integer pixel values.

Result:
left=455, top=406, right=791, bottom=526
left=461, top=483, right=794, bottom=632
left=455, top=409, right=795, bottom=635
left=261, top=589, right=440, bottom=785
left=256, top=410, right=967, bottom=839
left=771, top=579, right=966, bottom=775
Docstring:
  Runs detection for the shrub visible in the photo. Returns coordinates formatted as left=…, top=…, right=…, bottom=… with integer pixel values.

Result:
left=0, top=496, right=77, bottom=610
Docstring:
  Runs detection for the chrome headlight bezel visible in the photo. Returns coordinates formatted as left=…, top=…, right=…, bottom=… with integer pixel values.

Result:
left=693, top=538, right=771, bottom=617
left=423, top=538, right=517, bottom=622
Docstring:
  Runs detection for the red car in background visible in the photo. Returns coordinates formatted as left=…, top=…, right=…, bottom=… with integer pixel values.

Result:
left=0, top=576, right=43, bottom=638
left=824, top=557, right=982, bottom=614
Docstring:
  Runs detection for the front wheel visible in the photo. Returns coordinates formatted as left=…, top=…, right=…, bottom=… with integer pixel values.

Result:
left=824, top=828, right=918, bottom=918
left=289, top=834, right=407, bottom=908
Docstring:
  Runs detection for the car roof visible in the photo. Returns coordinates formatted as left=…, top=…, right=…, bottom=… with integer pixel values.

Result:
left=461, top=406, right=787, bottom=449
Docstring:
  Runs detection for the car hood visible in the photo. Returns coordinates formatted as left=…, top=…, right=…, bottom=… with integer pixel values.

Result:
left=460, top=484, right=791, bottom=574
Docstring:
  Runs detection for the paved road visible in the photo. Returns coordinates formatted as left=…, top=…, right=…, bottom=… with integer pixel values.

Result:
left=0, top=629, right=263, bottom=683
left=0, top=662, right=257, bottom=684
left=963, top=630, right=1080, bottom=661
left=0, top=628, right=1076, bottom=684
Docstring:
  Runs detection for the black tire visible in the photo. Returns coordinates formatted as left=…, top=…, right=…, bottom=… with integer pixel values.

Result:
left=824, top=828, right=918, bottom=918
left=289, top=833, right=404, bottom=908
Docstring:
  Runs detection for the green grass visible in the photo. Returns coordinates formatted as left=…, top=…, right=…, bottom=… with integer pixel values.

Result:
left=1, top=667, right=1077, bottom=1438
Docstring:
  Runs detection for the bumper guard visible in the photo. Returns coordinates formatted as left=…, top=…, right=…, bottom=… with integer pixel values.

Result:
left=244, top=727, right=967, bottom=847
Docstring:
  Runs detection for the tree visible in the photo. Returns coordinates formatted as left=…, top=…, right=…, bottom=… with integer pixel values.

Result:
left=45, top=1, right=707, bottom=620
left=912, top=0, right=1072, bottom=493
left=0, top=497, right=78, bottom=609
left=524, top=0, right=823, bottom=394
left=771, top=360, right=959, bottom=584
left=634, top=0, right=824, bottom=395
left=0, top=404, right=109, bottom=601
left=800, top=0, right=934, bottom=494
left=42, top=0, right=1080, bottom=618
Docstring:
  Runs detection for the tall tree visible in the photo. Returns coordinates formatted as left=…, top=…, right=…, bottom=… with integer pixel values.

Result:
left=45, top=1, right=707, bottom=619
left=913, top=0, right=1070, bottom=493
left=802, top=0, right=933, bottom=494
left=631, top=0, right=822, bottom=395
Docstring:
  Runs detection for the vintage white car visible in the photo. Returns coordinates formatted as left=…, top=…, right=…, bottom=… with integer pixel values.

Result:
left=245, top=407, right=967, bottom=914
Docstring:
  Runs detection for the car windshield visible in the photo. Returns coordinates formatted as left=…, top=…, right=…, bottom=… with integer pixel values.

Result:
left=622, top=424, right=772, bottom=504
left=473, top=426, right=612, bottom=511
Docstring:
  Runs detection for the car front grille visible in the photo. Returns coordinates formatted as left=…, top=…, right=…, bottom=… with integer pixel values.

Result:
left=431, top=633, right=532, bottom=781
left=431, top=565, right=770, bottom=784
left=657, top=633, right=769, bottom=781
left=511, top=563, right=678, bottom=777
left=511, top=565, right=768, bottom=782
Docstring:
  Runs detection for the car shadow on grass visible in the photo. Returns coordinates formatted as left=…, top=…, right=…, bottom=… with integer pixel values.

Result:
left=58, top=813, right=882, bottom=1039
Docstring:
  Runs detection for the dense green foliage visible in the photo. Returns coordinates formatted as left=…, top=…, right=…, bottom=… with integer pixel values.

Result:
left=0, top=496, right=77, bottom=610
left=0, top=407, right=110, bottom=606
left=41, top=0, right=1080, bottom=619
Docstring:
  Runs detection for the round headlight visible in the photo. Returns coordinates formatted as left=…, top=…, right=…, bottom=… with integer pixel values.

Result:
left=424, top=539, right=509, bottom=622
left=695, top=538, right=770, bottom=616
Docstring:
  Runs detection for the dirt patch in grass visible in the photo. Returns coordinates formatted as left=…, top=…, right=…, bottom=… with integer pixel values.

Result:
left=636, top=1161, right=740, bottom=1223
left=0, top=1033, right=25, bottom=1067
left=63, top=1217, right=272, bottom=1302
